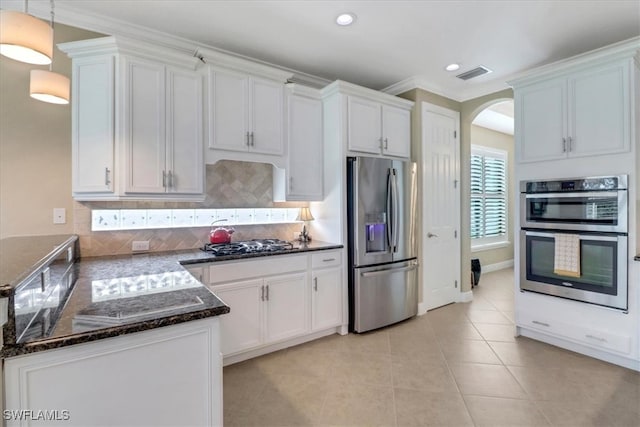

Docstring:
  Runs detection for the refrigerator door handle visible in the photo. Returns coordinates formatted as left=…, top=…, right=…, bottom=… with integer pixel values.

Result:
left=360, top=264, right=418, bottom=278
left=391, top=168, right=399, bottom=252
left=386, top=169, right=393, bottom=250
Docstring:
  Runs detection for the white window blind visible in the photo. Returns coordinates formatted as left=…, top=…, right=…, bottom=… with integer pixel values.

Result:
left=470, top=146, right=507, bottom=245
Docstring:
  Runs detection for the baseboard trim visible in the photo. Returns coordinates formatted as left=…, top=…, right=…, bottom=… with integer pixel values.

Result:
left=481, top=259, right=514, bottom=273
left=458, top=291, right=474, bottom=303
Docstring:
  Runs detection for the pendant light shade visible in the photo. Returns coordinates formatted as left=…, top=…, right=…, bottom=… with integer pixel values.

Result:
left=30, top=69, right=69, bottom=104
left=0, top=10, right=53, bottom=65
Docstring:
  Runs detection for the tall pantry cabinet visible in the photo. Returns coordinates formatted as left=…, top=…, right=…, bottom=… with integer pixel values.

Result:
left=59, top=36, right=205, bottom=201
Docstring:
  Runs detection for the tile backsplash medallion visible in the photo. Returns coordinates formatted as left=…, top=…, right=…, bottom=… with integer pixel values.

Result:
left=74, top=161, right=306, bottom=257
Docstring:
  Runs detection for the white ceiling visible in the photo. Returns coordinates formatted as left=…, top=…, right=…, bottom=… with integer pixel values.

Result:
left=2, top=1, right=639, bottom=101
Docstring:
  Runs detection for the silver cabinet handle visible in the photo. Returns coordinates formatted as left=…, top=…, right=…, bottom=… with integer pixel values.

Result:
left=562, top=137, right=567, bottom=153
left=427, top=232, right=438, bottom=238
left=167, top=171, right=174, bottom=189
left=289, top=176, right=293, bottom=190
left=246, top=131, right=250, bottom=147
left=250, top=131, right=255, bottom=147
left=105, top=167, right=111, bottom=185
left=162, top=171, right=167, bottom=188
left=384, top=137, right=388, bottom=149
left=265, top=284, right=269, bottom=301
left=379, top=137, right=384, bottom=149
left=322, top=258, right=336, bottom=262
left=568, top=136, right=573, bottom=152
left=585, top=334, right=607, bottom=342
left=260, top=285, right=264, bottom=301
left=313, top=277, right=318, bottom=292
left=532, top=320, right=550, bottom=327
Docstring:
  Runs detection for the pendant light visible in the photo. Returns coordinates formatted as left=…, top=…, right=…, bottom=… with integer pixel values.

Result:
left=29, top=0, right=69, bottom=105
left=0, top=0, right=53, bottom=65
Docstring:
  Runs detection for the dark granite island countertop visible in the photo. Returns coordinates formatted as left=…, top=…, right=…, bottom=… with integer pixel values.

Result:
left=1, top=240, right=342, bottom=357
left=635, top=255, right=640, bottom=261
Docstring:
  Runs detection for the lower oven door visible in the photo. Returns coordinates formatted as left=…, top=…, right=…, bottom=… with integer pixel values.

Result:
left=520, top=230, right=627, bottom=311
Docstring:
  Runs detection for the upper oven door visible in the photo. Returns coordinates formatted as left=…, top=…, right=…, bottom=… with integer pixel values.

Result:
left=520, top=190, right=627, bottom=233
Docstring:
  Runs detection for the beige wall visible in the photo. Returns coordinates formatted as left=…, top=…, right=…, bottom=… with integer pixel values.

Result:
left=469, top=124, right=515, bottom=268
left=399, top=88, right=513, bottom=294
left=0, top=24, right=103, bottom=239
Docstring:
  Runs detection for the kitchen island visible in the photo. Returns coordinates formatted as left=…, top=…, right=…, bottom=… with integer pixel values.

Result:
left=0, top=236, right=233, bottom=427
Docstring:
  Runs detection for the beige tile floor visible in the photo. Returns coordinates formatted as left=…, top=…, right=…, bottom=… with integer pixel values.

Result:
left=223, top=268, right=640, bottom=426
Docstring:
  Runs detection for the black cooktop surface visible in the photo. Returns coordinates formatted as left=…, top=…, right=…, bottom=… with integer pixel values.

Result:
left=202, top=239, right=293, bottom=256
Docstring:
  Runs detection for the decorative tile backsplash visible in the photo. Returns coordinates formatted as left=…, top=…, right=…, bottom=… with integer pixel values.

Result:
left=75, top=161, right=307, bottom=257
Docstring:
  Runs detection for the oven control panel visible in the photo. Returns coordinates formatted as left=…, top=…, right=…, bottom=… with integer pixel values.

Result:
left=522, top=175, right=627, bottom=193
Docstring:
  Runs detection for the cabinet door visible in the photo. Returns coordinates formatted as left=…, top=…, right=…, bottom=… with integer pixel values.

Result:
left=287, top=93, right=323, bottom=200
left=209, top=68, right=249, bottom=152
left=124, top=58, right=166, bottom=193
left=516, top=79, right=567, bottom=163
left=72, top=56, right=115, bottom=194
left=311, top=268, right=342, bottom=331
left=213, top=279, right=263, bottom=355
left=569, top=61, right=630, bottom=158
left=264, top=273, right=308, bottom=343
left=250, top=77, right=284, bottom=155
left=348, top=96, right=382, bottom=154
left=382, top=105, right=411, bottom=158
left=166, top=68, right=204, bottom=194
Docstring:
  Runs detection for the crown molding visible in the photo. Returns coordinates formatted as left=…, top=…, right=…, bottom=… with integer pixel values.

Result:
left=508, top=36, right=640, bottom=87
left=3, top=0, right=328, bottom=87
left=321, top=80, right=414, bottom=108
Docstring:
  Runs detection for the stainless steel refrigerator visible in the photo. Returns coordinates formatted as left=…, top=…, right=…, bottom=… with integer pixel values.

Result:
left=347, top=156, right=418, bottom=333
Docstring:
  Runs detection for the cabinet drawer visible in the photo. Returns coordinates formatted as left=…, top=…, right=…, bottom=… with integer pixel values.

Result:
left=518, top=311, right=631, bottom=354
left=311, top=250, right=342, bottom=269
left=209, top=254, right=307, bottom=284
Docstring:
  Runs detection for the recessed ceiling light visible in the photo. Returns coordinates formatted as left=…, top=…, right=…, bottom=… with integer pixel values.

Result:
left=445, top=63, right=461, bottom=72
left=336, top=13, right=356, bottom=26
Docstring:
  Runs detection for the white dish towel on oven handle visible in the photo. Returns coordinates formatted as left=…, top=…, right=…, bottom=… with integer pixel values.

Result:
left=554, top=233, right=581, bottom=277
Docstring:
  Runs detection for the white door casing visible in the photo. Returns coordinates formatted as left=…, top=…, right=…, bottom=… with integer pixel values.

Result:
left=422, top=103, right=461, bottom=311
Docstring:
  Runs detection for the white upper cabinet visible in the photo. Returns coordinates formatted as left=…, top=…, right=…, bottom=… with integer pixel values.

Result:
left=321, top=80, right=413, bottom=159
left=513, top=57, right=632, bottom=163
left=348, top=96, right=383, bottom=154
left=60, top=36, right=205, bottom=201
left=273, top=84, right=324, bottom=202
left=124, top=58, right=204, bottom=195
left=348, top=96, right=411, bottom=158
left=70, top=55, right=115, bottom=195
left=209, top=67, right=284, bottom=156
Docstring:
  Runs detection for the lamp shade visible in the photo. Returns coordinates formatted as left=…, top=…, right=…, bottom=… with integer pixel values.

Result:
left=30, top=69, right=70, bottom=104
left=296, top=207, right=315, bottom=222
left=0, top=10, right=53, bottom=65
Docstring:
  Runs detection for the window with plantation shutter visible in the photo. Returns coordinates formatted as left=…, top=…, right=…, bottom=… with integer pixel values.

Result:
left=470, top=146, right=508, bottom=249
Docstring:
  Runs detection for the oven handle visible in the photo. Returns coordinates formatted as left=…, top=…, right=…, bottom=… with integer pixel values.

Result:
left=523, top=230, right=622, bottom=242
left=524, top=191, right=623, bottom=199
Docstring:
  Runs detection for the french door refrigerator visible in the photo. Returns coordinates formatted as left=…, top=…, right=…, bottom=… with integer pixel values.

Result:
left=347, top=156, right=418, bottom=333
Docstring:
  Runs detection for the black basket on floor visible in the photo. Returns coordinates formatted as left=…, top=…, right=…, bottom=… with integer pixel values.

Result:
left=471, top=259, right=481, bottom=288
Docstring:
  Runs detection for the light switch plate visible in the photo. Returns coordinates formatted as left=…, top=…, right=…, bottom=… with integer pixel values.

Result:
left=53, top=208, right=66, bottom=224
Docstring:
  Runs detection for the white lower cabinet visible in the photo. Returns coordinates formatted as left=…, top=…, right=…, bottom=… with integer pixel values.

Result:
left=264, top=273, right=308, bottom=342
left=311, top=268, right=342, bottom=331
left=206, top=250, right=344, bottom=359
left=3, top=318, right=223, bottom=426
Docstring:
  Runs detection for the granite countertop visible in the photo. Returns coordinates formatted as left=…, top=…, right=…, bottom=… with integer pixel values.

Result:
left=635, top=254, right=640, bottom=261
left=1, top=239, right=342, bottom=357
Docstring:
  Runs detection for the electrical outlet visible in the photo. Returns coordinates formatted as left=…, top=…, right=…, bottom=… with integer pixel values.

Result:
left=53, top=208, right=66, bottom=224
left=132, top=240, right=150, bottom=252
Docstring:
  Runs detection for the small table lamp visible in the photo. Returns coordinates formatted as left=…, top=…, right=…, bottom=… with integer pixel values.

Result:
left=296, top=207, right=315, bottom=242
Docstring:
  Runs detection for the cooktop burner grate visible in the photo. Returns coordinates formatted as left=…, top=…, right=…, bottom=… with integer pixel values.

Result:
left=202, top=239, right=293, bottom=256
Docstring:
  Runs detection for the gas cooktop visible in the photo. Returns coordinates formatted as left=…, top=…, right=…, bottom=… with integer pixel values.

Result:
left=202, top=239, right=294, bottom=256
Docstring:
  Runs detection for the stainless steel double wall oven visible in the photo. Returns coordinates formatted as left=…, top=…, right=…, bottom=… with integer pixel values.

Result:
left=519, top=175, right=628, bottom=311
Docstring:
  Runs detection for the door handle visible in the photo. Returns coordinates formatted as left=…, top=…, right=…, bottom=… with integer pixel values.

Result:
left=427, top=232, right=438, bottom=238
left=361, top=264, right=418, bottom=278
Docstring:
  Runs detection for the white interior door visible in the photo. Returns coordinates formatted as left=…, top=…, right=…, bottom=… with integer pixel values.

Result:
left=422, top=103, right=460, bottom=311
